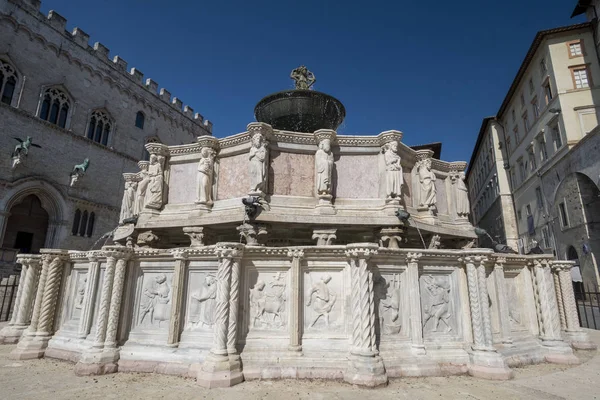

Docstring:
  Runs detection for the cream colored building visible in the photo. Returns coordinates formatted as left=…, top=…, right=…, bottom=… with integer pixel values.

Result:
left=0, top=0, right=211, bottom=266
left=468, top=21, right=600, bottom=287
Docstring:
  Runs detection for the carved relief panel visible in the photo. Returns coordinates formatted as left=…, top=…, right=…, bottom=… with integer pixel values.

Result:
left=419, top=270, right=461, bottom=340
left=303, top=269, right=345, bottom=333
left=59, top=267, right=88, bottom=329
left=373, top=271, right=408, bottom=339
left=246, top=270, right=288, bottom=332
left=504, top=273, right=527, bottom=332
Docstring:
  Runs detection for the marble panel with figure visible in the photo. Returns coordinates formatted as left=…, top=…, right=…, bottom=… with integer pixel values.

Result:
left=420, top=274, right=455, bottom=336
left=374, top=273, right=403, bottom=336
left=303, top=271, right=343, bottom=332
left=247, top=271, right=288, bottom=332
left=134, top=272, right=173, bottom=331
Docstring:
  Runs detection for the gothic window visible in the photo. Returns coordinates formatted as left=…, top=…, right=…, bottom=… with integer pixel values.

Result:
left=142, top=136, right=160, bottom=161
left=39, top=87, right=71, bottom=128
left=135, top=111, right=145, bottom=129
left=0, top=59, right=18, bottom=105
left=87, top=109, right=113, bottom=146
left=72, top=208, right=96, bottom=238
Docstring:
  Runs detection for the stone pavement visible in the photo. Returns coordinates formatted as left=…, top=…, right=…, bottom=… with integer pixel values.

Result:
left=0, top=329, right=599, bottom=400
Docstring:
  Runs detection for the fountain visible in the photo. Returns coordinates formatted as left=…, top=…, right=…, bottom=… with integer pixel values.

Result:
left=0, top=67, right=594, bottom=389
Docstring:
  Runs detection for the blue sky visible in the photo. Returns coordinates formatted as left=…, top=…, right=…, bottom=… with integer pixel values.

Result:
left=41, top=0, right=585, bottom=163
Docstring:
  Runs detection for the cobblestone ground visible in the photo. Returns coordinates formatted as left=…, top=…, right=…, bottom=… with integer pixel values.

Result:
left=0, top=330, right=599, bottom=400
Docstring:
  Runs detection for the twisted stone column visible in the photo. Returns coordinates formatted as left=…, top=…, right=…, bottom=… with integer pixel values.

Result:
left=27, top=254, right=51, bottom=335
left=104, top=257, right=129, bottom=348
left=406, top=252, right=425, bottom=354
left=551, top=261, right=596, bottom=350
left=198, top=242, right=245, bottom=388
left=78, top=254, right=101, bottom=339
left=38, top=255, right=66, bottom=335
left=287, top=249, right=304, bottom=352
left=93, top=253, right=117, bottom=348
left=461, top=252, right=512, bottom=379
left=343, top=243, right=387, bottom=387
left=530, top=260, right=561, bottom=341
left=492, top=258, right=513, bottom=345
left=0, top=256, right=42, bottom=344
left=168, top=250, right=188, bottom=346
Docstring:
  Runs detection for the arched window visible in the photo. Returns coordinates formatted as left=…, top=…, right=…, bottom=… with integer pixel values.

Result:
left=39, top=87, right=71, bottom=128
left=79, top=210, right=88, bottom=237
left=71, top=209, right=81, bottom=235
left=0, top=59, right=18, bottom=105
left=87, top=110, right=113, bottom=146
left=142, top=137, right=160, bottom=161
left=86, top=212, right=95, bottom=237
left=135, top=111, right=145, bottom=129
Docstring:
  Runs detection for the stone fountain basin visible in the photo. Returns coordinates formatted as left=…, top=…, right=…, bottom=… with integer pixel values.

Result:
left=254, top=90, right=346, bottom=133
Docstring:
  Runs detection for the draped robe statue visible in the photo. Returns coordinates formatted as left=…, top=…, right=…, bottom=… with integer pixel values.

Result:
left=383, top=141, right=403, bottom=199
left=315, top=139, right=334, bottom=196
left=249, top=133, right=268, bottom=194
left=455, top=171, right=470, bottom=217
left=119, top=180, right=137, bottom=223
left=418, top=159, right=437, bottom=208
left=197, top=147, right=216, bottom=205
left=134, top=164, right=150, bottom=216
left=145, top=154, right=165, bottom=209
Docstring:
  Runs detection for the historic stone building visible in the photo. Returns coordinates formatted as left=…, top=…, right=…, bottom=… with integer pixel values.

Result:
left=468, top=21, right=600, bottom=287
left=0, top=0, right=212, bottom=261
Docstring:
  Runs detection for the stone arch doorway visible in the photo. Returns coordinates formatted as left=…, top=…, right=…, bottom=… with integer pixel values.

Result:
left=1, top=195, right=49, bottom=253
left=0, top=179, right=68, bottom=252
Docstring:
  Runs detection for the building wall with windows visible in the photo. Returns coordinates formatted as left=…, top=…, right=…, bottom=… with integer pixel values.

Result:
left=0, top=0, right=212, bottom=254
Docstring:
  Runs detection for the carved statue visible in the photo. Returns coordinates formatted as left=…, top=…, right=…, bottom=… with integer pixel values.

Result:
left=290, top=65, right=316, bottom=90
left=145, top=154, right=165, bottom=209
left=139, top=273, right=170, bottom=327
left=428, top=234, right=441, bottom=249
left=249, top=273, right=287, bottom=329
left=375, top=275, right=401, bottom=335
left=422, top=275, right=452, bottom=333
left=197, top=147, right=216, bottom=205
left=248, top=133, right=268, bottom=194
left=417, top=158, right=437, bottom=208
left=315, top=139, right=334, bottom=196
left=119, top=179, right=137, bottom=223
left=134, top=162, right=150, bottom=215
left=12, top=136, right=41, bottom=157
left=188, top=274, right=217, bottom=329
left=69, top=158, right=90, bottom=187
left=74, top=276, right=87, bottom=310
left=383, top=141, right=403, bottom=199
left=306, top=274, right=337, bottom=328
left=455, top=171, right=470, bottom=217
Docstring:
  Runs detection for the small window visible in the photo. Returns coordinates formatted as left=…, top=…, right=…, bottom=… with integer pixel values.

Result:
left=79, top=210, right=88, bottom=236
left=526, top=204, right=532, bottom=216
left=135, top=111, right=145, bottom=129
left=558, top=202, right=569, bottom=227
left=511, top=109, right=516, bottom=123
left=543, top=82, right=553, bottom=104
left=541, top=226, right=550, bottom=248
left=520, top=93, right=525, bottom=108
left=39, top=87, right=71, bottom=129
left=86, top=212, right=95, bottom=237
left=529, top=149, right=537, bottom=171
left=518, top=210, right=522, bottom=220
left=71, top=209, right=81, bottom=235
left=528, top=78, right=534, bottom=94
left=513, top=125, right=519, bottom=144
left=519, top=160, right=526, bottom=182
left=537, top=136, right=548, bottom=161
left=535, top=187, right=543, bottom=209
left=532, top=97, right=540, bottom=118
left=571, top=66, right=590, bottom=89
left=523, top=112, right=530, bottom=132
left=568, top=40, right=584, bottom=57
left=540, top=58, right=547, bottom=75
left=0, top=60, right=18, bottom=105
left=551, top=123, right=563, bottom=151
left=87, top=110, right=112, bottom=146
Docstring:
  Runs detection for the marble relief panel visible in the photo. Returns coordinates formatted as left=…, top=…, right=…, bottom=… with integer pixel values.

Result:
left=419, top=271, right=460, bottom=339
left=505, top=275, right=525, bottom=331
left=245, top=270, right=288, bottom=332
left=132, top=271, right=174, bottom=332
left=373, top=272, right=406, bottom=338
left=217, top=153, right=248, bottom=200
left=269, top=151, right=314, bottom=197
left=184, top=271, right=218, bottom=332
left=303, top=270, right=344, bottom=333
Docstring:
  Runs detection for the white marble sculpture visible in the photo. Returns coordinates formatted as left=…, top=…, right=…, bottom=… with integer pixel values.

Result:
left=418, top=158, right=437, bottom=209
left=383, top=141, right=403, bottom=200
left=188, top=274, right=217, bottom=330
left=375, top=274, right=401, bottom=335
left=306, top=274, right=336, bottom=328
left=134, top=161, right=150, bottom=216
left=422, top=275, right=452, bottom=333
left=455, top=171, right=470, bottom=217
left=249, top=273, right=287, bottom=329
left=145, top=154, right=166, bottom=209
left=74, top=276, right=87, bottom=310
left=197, top=147, right=216, bottom=205
left=249, top=133, right=268, bottom=195
left=315, top=139, right=334, bottom=196
left=139, top=273, right=171, bottom=327
left=119, top=176, right=137, bottom=223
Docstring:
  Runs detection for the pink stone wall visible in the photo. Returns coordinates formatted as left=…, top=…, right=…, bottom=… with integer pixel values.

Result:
left=335, top=155, right=380, bottom=199
left=217, top=153, right=249, bottom=200
left=269, top=151, right=315, bottom=197
left=403, top=171, right=412, bottom=204
left=168, top=162, right=197, bottom=204
left=435, top=179, right=449, bottom=215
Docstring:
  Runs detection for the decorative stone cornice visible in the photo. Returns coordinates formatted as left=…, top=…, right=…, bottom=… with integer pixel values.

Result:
left=247, top=122, right=273, bottom=140
left=345, top=243, right=379, bottom=259
left=145, top=142, right=169, bottom=157
left=287, top=248, right=305, bottom=259
left=458, top=254, right=489, bottom=265
left=215, top=242, right=245, bottom=259
left=138, top=160, right=149, bottom=170
left=550, top=260, right=576, bottom=272
left=197, top=135, right=220, bottom=150
left=170, top=248, right=188, bottom=260
left=122, top=172, right=139, bottom=182
left=16, top=254, right=42, bottom=267
left=415, top=149, right=434, bottom=162
left=406, top=252, right=422, bottom=263
left=378, top=130, right=403, bottom=145
left=314, top=129, right=337, bottom=144
left=102, top=246, right=133, bottom=260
